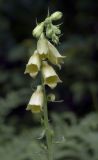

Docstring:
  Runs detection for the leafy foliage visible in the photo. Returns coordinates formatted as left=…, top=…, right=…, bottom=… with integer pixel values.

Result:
left=1, top=112, right=98, bottom=160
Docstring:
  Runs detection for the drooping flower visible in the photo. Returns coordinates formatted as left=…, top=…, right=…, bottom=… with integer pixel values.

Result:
left=24, top=50, right=41, bottom=78
left=26, top=85, right=44, bottom=113
left=32, top=22, right=44, bottom=38
left=42, top=61, right=62, bottom=89
left=48, top=41, right=65, bottom=68
left=37, top=33, right=49, bottom=59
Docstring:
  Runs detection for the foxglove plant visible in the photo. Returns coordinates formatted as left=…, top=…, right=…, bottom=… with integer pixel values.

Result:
left=25, top=11, right=65, bottom=160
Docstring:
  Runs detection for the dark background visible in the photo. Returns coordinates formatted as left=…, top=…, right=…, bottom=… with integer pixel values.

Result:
left=0, top=0, right=98, bottom=159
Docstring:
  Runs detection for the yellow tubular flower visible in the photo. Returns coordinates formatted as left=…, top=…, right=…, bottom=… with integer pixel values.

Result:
left=42, top=61, right=62, bottom=89
left=37, top=33, right=49, bottom=59
left=48, top=41, right=66, bottom=68
left=26, top=85, right=44, bottom=113
left=24, top=50, right=41, bottom=78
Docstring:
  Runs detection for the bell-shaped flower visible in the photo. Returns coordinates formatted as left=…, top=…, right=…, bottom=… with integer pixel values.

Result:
left=48, top=41, right=65, bottom=68
left=32, top=22, right=44, bottom=38
left=42, top=61, right=62, bottom=89
left=24, top=50, right=41, bottom=78
left=26, top=85, right=44, bottom=113
left=37, top=33, right=49, bottom=59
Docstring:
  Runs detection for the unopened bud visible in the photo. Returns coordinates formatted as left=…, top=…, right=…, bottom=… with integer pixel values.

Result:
left=45, top=17, right=51, bottom=25
left=50, top=11, right=63, bottom=21
left=47, top=94, right=55, bottom=102
left=52, top=25, right=61, bottom=35
left=32, top=22, right=44, bottom=38
left=52, top=34, right=59, bottom=44
left=46, top=26, right=53, bottom=38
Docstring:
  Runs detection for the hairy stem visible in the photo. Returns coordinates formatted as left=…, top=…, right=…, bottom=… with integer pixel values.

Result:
left=41, top=74, right=53, bottom=160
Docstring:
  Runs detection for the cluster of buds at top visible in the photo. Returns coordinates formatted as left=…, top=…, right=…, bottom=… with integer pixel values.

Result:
left=25, top=11, right=65, bottom=114
left=32, top=11, right=63, bottom=44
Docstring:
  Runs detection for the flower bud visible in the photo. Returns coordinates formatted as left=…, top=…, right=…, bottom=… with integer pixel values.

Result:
left=50, top=11, right=63, bottom=21
left=42, top=61, right=62, bottom=89
left=45, top=17, right=51, bottom=25
left=24, top=50, right=41, bottom=78
left=52, top=25, right=61, bottom=35
left=47, top=94, right=55, bottom=102
left=37, top=33, right=48, bottom=59
left=46, top=25, right=53, bottom=38
left=32, top=22, right=44, bottom=38
left=48, top=41, right=65, bottom=68
left=52, top=34, right=59, bottom=44
left=26, top=85, right=44, bottom=113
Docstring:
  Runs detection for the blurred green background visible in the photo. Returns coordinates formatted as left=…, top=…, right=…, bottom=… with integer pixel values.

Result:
left=0, top=0, right=98, bottom=160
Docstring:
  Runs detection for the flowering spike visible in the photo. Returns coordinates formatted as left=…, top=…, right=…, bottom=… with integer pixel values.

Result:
left=25, top=11, right=64, bottom=160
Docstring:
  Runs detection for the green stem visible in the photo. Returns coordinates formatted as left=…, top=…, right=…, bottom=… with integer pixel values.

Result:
left=41, top=74, right=53, bottom=160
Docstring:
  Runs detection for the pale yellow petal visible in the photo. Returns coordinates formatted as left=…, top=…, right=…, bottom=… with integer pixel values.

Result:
left=37, top=33, right=48, bottom=59
left=48, top=41, right=65, bottom=68
left=42, top=61, right=62, bottom=89
left=26, top=85, right=44, bottom=113
left=25, top=50, right=41, bottom=78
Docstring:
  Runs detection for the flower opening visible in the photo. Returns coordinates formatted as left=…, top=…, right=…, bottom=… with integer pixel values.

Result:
left=26, top=85, right=44, bottom=113
left=25, top=50, right=41, bottom=78
left=42, top=61, right=62, bottom=89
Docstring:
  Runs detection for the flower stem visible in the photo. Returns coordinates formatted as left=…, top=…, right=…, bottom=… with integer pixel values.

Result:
left=41, top=74, right=53, bottom=160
